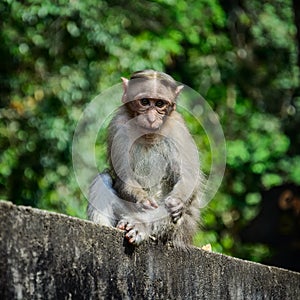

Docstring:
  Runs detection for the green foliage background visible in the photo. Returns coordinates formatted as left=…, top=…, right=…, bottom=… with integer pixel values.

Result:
left=1, top=0, right=299, bottom=262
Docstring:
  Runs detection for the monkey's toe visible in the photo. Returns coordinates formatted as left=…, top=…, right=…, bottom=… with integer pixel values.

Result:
left=117, top=219, right=134, bottom=231
left=117, top=218, right=149, bottom=245
left=116, top=220, right=126, bottom=230
left=126, top=228, right=145, bottom=245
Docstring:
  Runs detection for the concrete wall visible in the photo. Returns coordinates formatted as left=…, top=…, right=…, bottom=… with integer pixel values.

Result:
left=0, top=200, right=299, bottom=300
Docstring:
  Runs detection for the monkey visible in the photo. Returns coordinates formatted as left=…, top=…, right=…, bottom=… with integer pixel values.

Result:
left=88, top=70, right=204, bottom=247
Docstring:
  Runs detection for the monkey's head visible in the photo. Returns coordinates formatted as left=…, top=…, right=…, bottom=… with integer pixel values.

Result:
left=121, top=70, right=184, bottom=131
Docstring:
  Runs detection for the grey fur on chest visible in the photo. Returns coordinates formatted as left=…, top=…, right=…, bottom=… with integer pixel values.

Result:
left=129, top=137, right=180, bottom=199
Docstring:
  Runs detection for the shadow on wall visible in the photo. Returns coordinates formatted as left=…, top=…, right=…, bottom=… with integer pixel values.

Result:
left=240, top=183, right=300, bottom=272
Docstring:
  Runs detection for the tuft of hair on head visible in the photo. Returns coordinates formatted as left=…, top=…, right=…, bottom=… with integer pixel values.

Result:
left=130, top=70, right=179, bottom=90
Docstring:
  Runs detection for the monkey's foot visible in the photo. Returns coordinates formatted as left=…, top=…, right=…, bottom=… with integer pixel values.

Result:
left=165, top=196, right=184, bottom=223
left=117, top=219, right=147, bottom=245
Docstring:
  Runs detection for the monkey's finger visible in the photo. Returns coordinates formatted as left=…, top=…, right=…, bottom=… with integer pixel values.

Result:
left=172, top=215, right=181, bottom=224
left=141, top=199, right=158, bottom=210
left=172, top=213, right=182, bottom=223
left=169, top=202, right=184, bottom=212
left=167, top=204, right=183, bottom=216
left=165, top=197, right=183, bottom=210
left=148, top=199, right=159, bottom=208
left=172, top=210, right=182, bottom=218
left=171, top=208, right=183, bottom=223
left=141, top=203, right=156, bottom=210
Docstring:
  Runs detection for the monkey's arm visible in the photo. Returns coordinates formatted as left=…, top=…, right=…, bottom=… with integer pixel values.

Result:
left=114, top=177, right=158, bottom=209
left=88, top=173, right=155, bottom=226
left=108, top=107, right=158, bottom=208
left=162, top=114, right=201, bottom=222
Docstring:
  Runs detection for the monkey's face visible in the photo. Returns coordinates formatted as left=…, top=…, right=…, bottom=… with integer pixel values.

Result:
left=130, top=98, right=174, bottom=131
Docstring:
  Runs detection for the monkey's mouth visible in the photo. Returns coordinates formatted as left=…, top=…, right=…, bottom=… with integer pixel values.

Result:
left=133, top=114, right=165, bottom=133
left=143, top=123, right=161, bottom=132
left=135, top=120, right=161, bottom=132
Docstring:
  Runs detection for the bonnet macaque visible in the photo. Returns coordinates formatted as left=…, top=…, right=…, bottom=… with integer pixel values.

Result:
left=88, top=70, right=203, bottom=247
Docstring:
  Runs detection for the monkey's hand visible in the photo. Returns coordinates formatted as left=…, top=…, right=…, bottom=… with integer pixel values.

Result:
left=116, top=181, right=158, bottom=210
left=137, top=198, right=159, bottom=210
left=117, top=219, right=148, bottom=245
left=164, top=196, right=184, bottom=223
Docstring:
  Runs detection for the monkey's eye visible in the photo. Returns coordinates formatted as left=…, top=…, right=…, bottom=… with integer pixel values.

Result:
left=155, top=100, right=166, bottom=108
left=140, top=98, right=150, bottom=106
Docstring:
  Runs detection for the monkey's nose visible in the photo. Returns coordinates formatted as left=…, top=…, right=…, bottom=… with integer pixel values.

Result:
left=147, top=111, right=156, bottom=123
left=148, top=117, right=155, bottom=124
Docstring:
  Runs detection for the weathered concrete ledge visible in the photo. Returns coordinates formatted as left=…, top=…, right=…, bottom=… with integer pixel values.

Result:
left=0, top=200, right=299, bottom=299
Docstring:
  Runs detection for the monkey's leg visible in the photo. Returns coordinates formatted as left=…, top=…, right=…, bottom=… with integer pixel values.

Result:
left=117, top=183, right=203, bottom=246
left=88, top=173, right=119, bottom=226
left=88, top=173, right=158, bottom=228
left=89, top=174, right=177, bottom=246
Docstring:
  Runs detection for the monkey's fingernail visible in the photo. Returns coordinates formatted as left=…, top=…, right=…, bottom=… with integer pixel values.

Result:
left=172, top=215, right=181, bottom=223
left=129, top=237, right=136, bottom=244
left=117, top=222, right=127, bottom=230
left=142, top=204, right=155, bottom=210
left=117, top=223, right=125, bottom=229
left=126, top=232, right=133, bottom=239
left=150, top=200, right=158, bottom=208
left=125, top=223, right=134, bottom=230
left=171, top=209, right=182, bottom=218
left=126, top=228, right=137, bottom=238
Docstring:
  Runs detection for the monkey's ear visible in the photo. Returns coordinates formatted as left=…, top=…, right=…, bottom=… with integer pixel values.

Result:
left=175, top=85, right=184, bottom=96
left=121, top=77, right=129, bottom=103
left=121, top=77, right=129, bottom=89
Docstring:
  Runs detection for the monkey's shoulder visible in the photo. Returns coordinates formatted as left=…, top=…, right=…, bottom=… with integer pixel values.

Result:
left=168, top=111, right=189, bottom=128
left=170, top=110, right=184, bottom=120
left=163, top=111, right=192, bottom=137
left=108, top=106, right=132, bottom=136
left=112, top=106, right=132, bottom=123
